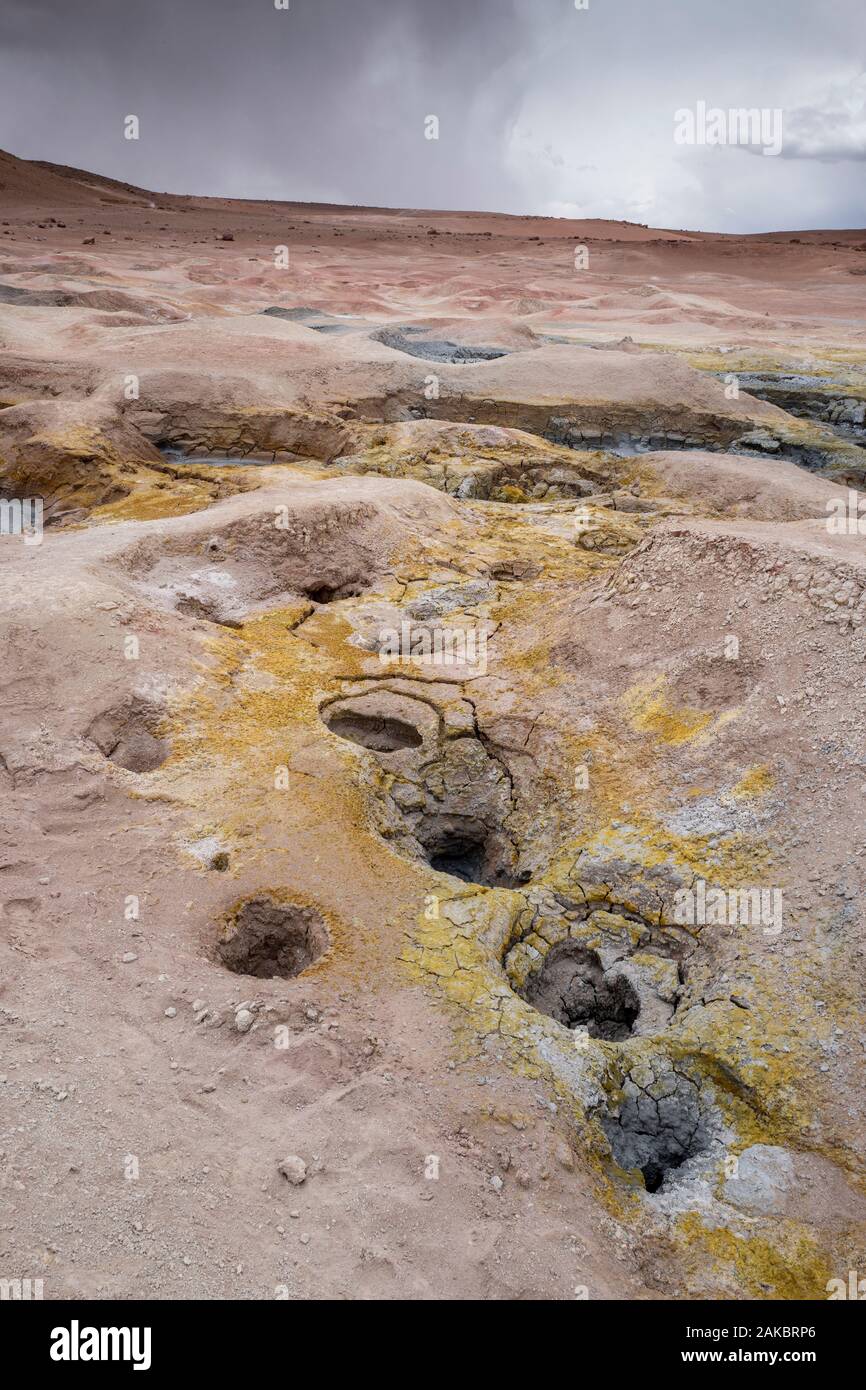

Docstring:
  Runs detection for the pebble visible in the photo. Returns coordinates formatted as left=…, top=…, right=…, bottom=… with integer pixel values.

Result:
left=121, top=953, right=138, bottom=964
left=279, top=1155, right=307, bottom=1186
left=234, top=1008, right=254, bottom=1033
left=555, top=1141, right=574, bottom=1171
left=164, top=1007, right=177, bottom=1019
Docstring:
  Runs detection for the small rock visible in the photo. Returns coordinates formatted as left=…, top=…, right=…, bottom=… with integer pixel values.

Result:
left=234, top=1008, right=254, bottom=1033
left=164, top=1007, right=177, bottom=1018
left=555, top=1140, right=575, bottom=1171
left=279, top=1155, right=307, bottom=1186
left=121, top=952, right=138, bottom=964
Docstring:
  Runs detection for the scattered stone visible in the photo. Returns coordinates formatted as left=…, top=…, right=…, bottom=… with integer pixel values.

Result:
left=279, top=1155, right=307, bottom=1186
left=555, top=1140, right=575, bottom=1171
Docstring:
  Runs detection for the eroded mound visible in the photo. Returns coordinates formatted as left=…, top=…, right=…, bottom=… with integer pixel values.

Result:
left=114, top=477, right=460, bottom=620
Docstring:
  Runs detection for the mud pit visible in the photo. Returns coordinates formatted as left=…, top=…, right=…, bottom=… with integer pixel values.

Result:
left=372, top=326, right=509, bottom=363
left=521, top=941, right=641, bottom=1039
left=217, top=898, right=330, bottom=979
left=600, top=1066, right=715, bottom=1193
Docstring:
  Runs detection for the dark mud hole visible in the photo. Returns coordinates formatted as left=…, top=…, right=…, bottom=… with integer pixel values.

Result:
left=521, top=941, right=640, bottom=1039
left=218, top=898, right=329, bottom=979
left=600, top=1069, right=711, bottom=1193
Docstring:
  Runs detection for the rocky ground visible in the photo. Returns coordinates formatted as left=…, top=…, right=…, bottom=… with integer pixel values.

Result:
left=1, top=149, right=865, bottom=1300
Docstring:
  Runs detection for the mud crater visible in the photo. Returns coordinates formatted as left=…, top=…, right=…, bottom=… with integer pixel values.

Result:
left=599, top=1065, right=714, bottom=1193
left=321, top=689, right=523, bottom=886
left=304, top=580, right=366, bottom=604
left=504, top=893, right=685, bottom=1038
left=217, top=897, right=329, bottom=979
left=522, top=941, right=640, bottom=1039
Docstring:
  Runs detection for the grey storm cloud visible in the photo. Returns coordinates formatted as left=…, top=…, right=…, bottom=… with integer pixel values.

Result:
left=0, top=0, right=864, bottom=231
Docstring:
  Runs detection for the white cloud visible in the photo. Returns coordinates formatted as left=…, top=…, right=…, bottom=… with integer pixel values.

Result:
left=779, top=71, right=866, bottom=161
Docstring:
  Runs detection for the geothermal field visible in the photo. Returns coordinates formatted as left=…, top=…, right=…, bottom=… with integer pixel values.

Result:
left=1, top=145, right=866, bottom=1304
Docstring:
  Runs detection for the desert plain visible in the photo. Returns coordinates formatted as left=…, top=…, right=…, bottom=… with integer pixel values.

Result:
left=0, top=147, right=865, bottom=1299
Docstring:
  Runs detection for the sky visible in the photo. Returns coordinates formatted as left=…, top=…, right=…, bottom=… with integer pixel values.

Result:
left=0, top=0, right=864, bottom=232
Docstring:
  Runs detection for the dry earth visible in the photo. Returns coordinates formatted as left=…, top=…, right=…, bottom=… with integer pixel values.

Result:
left=1, top=149, right=866, bottom=1300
